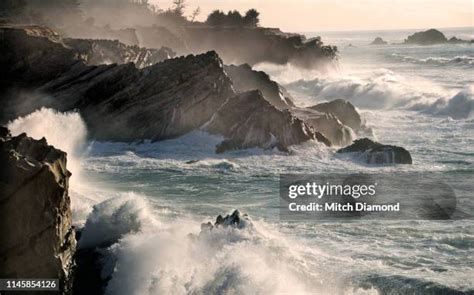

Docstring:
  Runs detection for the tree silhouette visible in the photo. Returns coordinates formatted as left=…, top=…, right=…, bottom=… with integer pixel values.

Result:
left=190, top=6, right=200, bottom=22
left=243, top=9, right=259, bottom=27
left=205, top=9, right=260, bottom=27
left=172, top=0, right=186, bottom=16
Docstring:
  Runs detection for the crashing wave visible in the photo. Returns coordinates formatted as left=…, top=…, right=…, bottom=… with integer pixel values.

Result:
left=390, top=53, right=474, bottom=66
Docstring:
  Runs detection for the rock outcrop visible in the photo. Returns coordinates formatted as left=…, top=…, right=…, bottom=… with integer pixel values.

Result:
left=370, top=37, right=387, bottom=45
left=338, top=138, right=412, bottom=164
left=404, top=29, right=448, bottom=45
left=292, top=107, right=354, bottom=147
left=183, top=26, right=338, bottom=70
left=206, top=90, right=330, bottom=153
left=1, top=26, right=331, bottom=154
left=201, top=210, right=252, bottom=231
left=0, top=127, right=76, bottom=292
left=224, top=64, right=295, bottom=110
left=64, top=38, right=175, bottom=68
left=309, top=99, right=362, bottom=131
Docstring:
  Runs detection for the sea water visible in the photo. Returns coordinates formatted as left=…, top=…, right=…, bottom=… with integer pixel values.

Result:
left=7, top=27, right=474, bottom=294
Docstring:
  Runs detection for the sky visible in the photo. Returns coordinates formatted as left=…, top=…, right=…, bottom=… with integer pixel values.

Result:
left=152, top=0, right=473, bottom=32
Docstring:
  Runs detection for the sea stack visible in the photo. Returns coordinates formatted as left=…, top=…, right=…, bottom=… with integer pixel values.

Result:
left=370, top=37, right=388, bottom=45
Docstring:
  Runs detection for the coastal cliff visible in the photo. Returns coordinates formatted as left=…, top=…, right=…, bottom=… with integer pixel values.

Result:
left=183, top=26, right=338, bottom=70
left=0, top=127, right=76, bottom=292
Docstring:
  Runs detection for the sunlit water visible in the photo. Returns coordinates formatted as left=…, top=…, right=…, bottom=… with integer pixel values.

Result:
left=8, top=27, right=474, bottom=294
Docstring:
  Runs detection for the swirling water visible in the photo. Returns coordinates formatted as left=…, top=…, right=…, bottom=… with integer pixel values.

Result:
left=8, top=27, right=474, bottom=294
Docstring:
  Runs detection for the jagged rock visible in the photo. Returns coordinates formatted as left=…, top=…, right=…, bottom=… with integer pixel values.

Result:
left=0, top=28, right=235, bottom=141
left=308, top=99, right=362, bottom=131
left=64, top=38, right=175, bottom=68
left=224, top=64, right=295, bottom=110
left=404, top=29, right=448, bottom=45
left=0, top=26, right=333, bottom=154
left=206, top=90, right=330, bottom=153
left=184, top=27, right=338, bottom=70
left=201, top=210, right=252, bottom=230
left=293, top=107, right=354, bottom=147
left=338, top=138, right=412, bottom=164
left=0, top=127, right=75, bottom=292
left=370, top=37, right=387, bottom=45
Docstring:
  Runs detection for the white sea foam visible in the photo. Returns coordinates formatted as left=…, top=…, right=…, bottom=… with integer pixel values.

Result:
left=6, top=108, right=107, bottom=223
left=390, top=53, right=474, bottom=66
left=7, top=107, right=87, bottom=183
left=77, top=194, right=375, bottom=295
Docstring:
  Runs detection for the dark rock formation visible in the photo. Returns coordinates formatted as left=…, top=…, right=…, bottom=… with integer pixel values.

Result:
left=64, top=38, right=175, bottom=68
left=201, top=210, right=252, bottom=230
left=292, top=107, right=353, bottom=147
left=44, top=51, right=235, bottom=142
left=404, top=29, right=448, bottom=45
left=0, top=127, right=76, bottom=292
left=1, top=26, right=330, bottom=154
left=224, top=64, right=295, bottom=110
left=183, top=26, right=338, bottom=70
left=309, top=99, right=362, bottom=131
left=370, top=37, right=387, bottom=45
left=206, top=90, right=330, bottom=153
left=338, top=138, right=412, bottom=164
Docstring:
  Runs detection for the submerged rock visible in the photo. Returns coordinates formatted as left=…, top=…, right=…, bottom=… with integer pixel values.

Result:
left=225, top=64, right=295, bottom=110
left=404, top=29, right=448, bottom=45
left=370, top=37, right=388, bottom=45
left=338, top=138, right=412, bottom=164
left=0, top=127, right=75, bottom=292
left=206, top=90, right=329, bottom=153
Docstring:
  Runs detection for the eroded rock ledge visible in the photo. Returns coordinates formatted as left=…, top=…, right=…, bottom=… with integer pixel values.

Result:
left=0, top=127, right=76, bottom=292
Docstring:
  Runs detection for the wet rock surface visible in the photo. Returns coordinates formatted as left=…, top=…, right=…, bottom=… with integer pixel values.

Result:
left=201, top=210, right=252, bottom=230
left=0, top=127, right=76, bottom=292
left=308, top=99, right=362, bottom=132
left=338, top=138, right=412, bottom=164
left=206, top=90, right=329, bottom=153
left=224, top=64, right=295, bottom=110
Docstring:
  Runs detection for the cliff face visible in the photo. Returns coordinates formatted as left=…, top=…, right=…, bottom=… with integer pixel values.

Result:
left=183, top=26, right=338, bottom=70
left=0, top=127, right=76, bottom=291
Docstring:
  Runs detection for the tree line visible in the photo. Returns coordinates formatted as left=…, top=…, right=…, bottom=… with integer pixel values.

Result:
left=206, top=9, right=260, bottom=27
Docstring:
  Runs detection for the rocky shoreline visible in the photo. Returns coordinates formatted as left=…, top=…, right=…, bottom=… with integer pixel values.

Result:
left=0, top=20, right=414, bottom=294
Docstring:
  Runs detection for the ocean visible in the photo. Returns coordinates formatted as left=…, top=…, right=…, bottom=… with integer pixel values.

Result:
left=7, top=27, right=474, bottom=294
